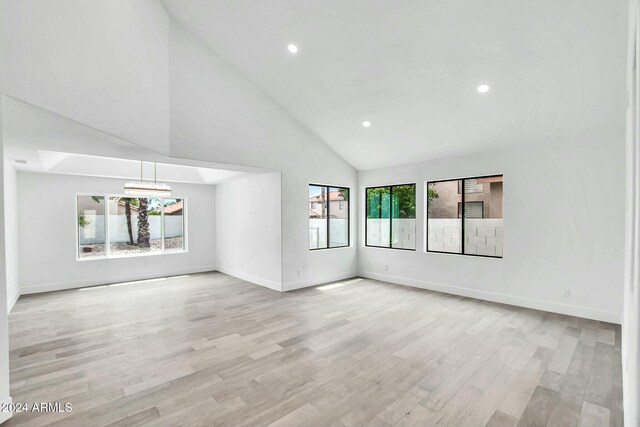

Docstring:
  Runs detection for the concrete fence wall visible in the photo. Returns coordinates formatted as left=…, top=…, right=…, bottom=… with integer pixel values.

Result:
left=366, top=219, right=416, bottom=249
left=79, top=215, right=184, bottom=244
left=309, top=218, right=348, bottom=248
left=427, top=218, right=503, bottom=256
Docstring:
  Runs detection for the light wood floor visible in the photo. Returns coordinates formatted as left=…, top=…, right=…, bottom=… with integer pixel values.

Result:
left=6, top=272, right=622, bottom=426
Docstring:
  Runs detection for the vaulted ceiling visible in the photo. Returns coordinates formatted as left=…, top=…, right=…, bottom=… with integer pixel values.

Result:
left=162, top=0, right=627, bottom=170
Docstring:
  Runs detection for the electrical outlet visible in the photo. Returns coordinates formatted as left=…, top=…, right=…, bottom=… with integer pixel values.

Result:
left=240, top=262, right=244, bottom=270
left=562, top=288, right=571, bottom=298
left=384, top=264, right=389, bottom=271
left=297, top=268, right=301, bottom=277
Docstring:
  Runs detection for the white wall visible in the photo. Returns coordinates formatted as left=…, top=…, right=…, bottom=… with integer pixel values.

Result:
left=359, top=141, right=625, bottom=323
left=1, top=0, right=170, bottom=154
left=3, top=160, right=18, bottom=311
left=623, top=0, right=639, bottom=425
left=169, top=22, right=358, bottom=290
left=17, top=172, right=216, bottom=293
left=215, top=172, right=282, bottom=290
left=0, top=83, right=11, bottom=424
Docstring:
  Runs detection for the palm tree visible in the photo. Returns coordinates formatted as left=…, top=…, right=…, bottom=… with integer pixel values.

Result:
left=123, top=198, right=135, bottom=245
left=137, top=198, right=150, bottom=248
left=109, top=197, right=137, bottom=245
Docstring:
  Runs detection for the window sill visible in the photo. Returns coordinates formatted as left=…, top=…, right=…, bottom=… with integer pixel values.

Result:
left=77, top=249, right=188, bottom=262
left=309, top=245, right=352, bottom=252
left=363, top=245, right=416, bottom=251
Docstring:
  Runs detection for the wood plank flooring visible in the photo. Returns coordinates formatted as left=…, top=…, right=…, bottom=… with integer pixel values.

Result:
left=5, top=272, right=623, bottom=426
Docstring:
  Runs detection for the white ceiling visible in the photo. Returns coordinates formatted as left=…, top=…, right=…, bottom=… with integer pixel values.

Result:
left=3, top=97, right=270, bottom=185
left=162, top=0, right=628, bottom=170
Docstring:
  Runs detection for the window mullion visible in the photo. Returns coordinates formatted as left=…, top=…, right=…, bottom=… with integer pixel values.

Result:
left=326, top=186, right=330, bottom=249
left=389, top=186, right=393, bottom=248
left=461, top=180, right=466, bottom=254
left=161, top=198, right=165, bottom=252
left=105, top=194, right=111, bottom=258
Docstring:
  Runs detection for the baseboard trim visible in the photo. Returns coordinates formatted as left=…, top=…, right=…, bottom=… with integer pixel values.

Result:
left=20, top=265, right=217, bottom=295
left=7, top=288, right=20, bottom=313
left=283, top=272, right=357, bottom=291
left=0, top=396, right=12, bottom=424
left=360, top=271, right=621, bottom=324
left=216, top=266, right=282, bottom=292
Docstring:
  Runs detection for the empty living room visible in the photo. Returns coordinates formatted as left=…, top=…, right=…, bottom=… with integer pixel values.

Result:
left=0, top=0, right=639, bottom=426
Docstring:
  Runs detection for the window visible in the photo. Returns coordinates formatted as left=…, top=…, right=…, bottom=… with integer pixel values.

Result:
left=366, top=184, right=416, bottom=250
left=77, top=196, right=106, bottom=258
left=309, top=185, right=349, bottom=250
left=163, top=199, right=185, bottom=252
left=427, top=175, right=503, bottom=257
left=109, top=197, right=162, bottom=256
left=76, top=194, right=186, bottom=259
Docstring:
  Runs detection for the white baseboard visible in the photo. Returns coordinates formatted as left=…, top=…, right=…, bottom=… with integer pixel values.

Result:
left=360, top=271, right=621, bottom=324
left=0, top=396, right=12, bottom=424
left=7, top=288, right=20, bottom=313
left=20, top=265, right=217, bottom=295
left=216, top=266, right=282, bottom=292
left=283, top=271, right=357, bottom=291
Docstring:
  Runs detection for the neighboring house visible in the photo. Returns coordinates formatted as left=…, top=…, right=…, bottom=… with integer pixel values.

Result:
left=116, top=200, right=140, bottom=216
left=428, top=176, right=503, bottom=219
left=309, top=190, right=348, bottom=219
left=163, top=200, right=183, bottom=216
left=107, top=198, right=140, bottom=216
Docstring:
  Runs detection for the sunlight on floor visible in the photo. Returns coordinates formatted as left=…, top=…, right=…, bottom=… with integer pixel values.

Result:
left=78, top=277, right=170, bottom=291
left=316, top=283, right=345, bottom=291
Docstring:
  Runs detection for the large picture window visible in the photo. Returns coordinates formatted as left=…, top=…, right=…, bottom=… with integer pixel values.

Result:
left=366, top=184, right=416, bottom=250
left=427, top=175, right=503, bottom=257
left=77, top=194, right=186, bottom=259
left=309, top=185, right=349, bottom=250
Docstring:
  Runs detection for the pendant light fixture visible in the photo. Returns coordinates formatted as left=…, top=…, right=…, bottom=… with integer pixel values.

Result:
left=124, top=161, right=172, bottom=196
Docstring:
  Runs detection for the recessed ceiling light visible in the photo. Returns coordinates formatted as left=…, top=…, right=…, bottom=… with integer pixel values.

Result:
left=477, top=84, right=490, bottom=93
left=287, top=44, right=298, bottom=53
left=362, top=121, right=371, bottom=127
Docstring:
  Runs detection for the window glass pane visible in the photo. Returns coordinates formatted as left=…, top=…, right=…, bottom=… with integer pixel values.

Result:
left=464, top=176, right=503, bottom=257
left=391, top=184, right=416, bottom=249
left=309, top=185, right=328, bottom=249
left=77, top=196, right=105, bottom=258
left=108, top=197, right=163, bottom=255
left=164, top=198, right=184, bottom=252
left=427, top=180, right=462, bottom=253
left=328, top=187, right=349, bottom=248
left=366, top=187, right=391, bottom=247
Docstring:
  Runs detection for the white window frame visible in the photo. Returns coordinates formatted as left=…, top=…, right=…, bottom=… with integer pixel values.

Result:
left=75, top=192, right=188, bottom=261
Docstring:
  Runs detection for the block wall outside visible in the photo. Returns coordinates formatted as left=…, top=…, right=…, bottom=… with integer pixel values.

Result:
left=365, top=219, right=415, bottom=249
left=427, top=218, right=503, bottom=256
left=79, top=215, right=184, bottom=244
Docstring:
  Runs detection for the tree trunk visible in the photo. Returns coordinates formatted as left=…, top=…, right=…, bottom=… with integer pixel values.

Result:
left=137, top=198, right=150, bottom=248
left=124, top=199, right=134, bottom=245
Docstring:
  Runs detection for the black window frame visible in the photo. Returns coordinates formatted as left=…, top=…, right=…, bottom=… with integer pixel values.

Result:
left=364, top=183, right=416, bottom=251
left=427, top=174, right=503, bottom=259
left=308, top=184, right=350, bottom=251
